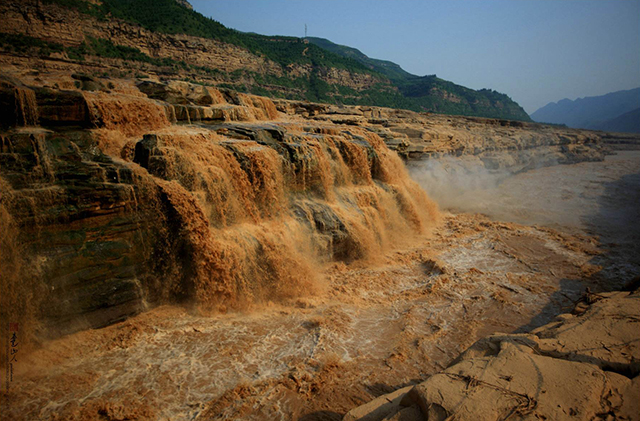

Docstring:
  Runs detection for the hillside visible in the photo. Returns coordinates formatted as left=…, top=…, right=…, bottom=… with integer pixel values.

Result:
left=531, top=87, right=640, bottom=129
left=0, top=0, right=531, bottom=121
left=305, top=36, right=415, bottom=82
left=307, top=37, right=531, bottom=121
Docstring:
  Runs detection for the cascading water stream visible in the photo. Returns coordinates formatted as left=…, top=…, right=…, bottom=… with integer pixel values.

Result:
left=13, top=87, right=39, bottom=127
left=129, top=124, right=440, bottom=311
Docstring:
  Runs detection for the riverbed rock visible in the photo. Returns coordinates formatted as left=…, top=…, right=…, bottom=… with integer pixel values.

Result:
left=456, top=290, right=640, bottom=377
left=344, top=290, right=640, bottom=421
left=343, top=386, right=413, bottom=421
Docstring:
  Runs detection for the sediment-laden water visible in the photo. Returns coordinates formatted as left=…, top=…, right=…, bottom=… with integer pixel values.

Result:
left=3, top=150, right=638, bottom=420
left=410, top=150, right=640, bottom=280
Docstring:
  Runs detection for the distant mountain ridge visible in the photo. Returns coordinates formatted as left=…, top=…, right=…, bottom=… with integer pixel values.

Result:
left=597, top=108, right=640, bottom=134
left=306, top=37, right=415, bottom=82
left=531, top=88, right=640, bottom=132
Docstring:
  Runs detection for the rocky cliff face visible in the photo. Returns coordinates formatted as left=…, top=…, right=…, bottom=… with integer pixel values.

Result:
left=273, top=98, right=607, bottom=171
left=0, top=0, right=282, bottom=76
left=0, top=0, right=385, bottom=92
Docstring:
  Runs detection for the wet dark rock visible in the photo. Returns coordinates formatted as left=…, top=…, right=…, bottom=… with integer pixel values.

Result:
left=137, top=80, right=218, bottom=106
left=293, top=201, right=362, bottom=261
left=216, top=123, right=286, bottom=144
left=35, top=88, right=92, bottom=127
left=133, top=133, right=185, bottom=184
left=137, top=80, right=189, bottom=105
left=1, top=129, right=161, bottom=337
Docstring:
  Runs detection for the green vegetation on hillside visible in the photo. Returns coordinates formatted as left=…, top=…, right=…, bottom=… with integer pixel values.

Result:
left=396, top=76, right=526, bottom=119
left=0, top=32, right=189, bottom=71
left=307, top=37, right=530, bottom=121
left=306, top=37, right=415, bottom=82
left=41, top=0, right=106, bottom=19
left=75, top=36, right=185, bottom=67
left=103, top=0, right=370, bottom=70
left=0, top=32, right=65, bottom=57
left=42, top=0, right=371, bottom=74
left=32, top=0, right=530, bottom=120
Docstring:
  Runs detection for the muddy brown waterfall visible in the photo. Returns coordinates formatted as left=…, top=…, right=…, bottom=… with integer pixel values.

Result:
left=131, top=125, right=440, bottom=312
left=0, top=79, right=440, bottom=348
left=1, top=75, right=637, bottom=421
left=13, top=87, right=38, bottom=127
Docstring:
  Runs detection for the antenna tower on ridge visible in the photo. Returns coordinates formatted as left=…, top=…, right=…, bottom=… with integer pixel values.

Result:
left=305, top=24, right=308, bottom=38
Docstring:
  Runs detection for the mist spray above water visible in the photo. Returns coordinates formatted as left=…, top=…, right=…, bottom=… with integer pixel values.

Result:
left=407, top=154, right=588, bottom=227
left=408, top=151, right=640, bottom=234
left=408, top=156, right=511, bottom=211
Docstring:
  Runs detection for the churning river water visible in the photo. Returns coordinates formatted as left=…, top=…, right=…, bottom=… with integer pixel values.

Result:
left=5, top=150, right=640, bottom=421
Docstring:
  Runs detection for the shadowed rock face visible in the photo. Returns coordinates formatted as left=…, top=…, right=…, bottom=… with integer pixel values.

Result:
left=1, top=127, right=157, bottom=337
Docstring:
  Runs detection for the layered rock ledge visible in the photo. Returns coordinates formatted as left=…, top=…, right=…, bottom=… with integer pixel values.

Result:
left=2, top=75, right=439, bottom=341
left=272, top=99, right=611, bottom=167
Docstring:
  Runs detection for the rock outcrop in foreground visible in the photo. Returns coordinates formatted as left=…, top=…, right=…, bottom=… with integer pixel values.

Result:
left=343, top=289, right=640, bottom=421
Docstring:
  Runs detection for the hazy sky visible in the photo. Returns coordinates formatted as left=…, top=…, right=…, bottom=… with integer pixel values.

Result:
left=190, top=0, right=640, bottom=114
